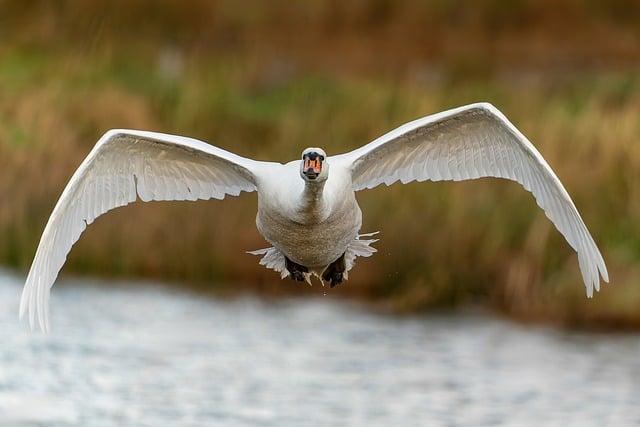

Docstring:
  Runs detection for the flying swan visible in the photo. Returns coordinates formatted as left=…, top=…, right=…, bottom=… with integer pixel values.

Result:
left=20, top=102, right=608, bottom=331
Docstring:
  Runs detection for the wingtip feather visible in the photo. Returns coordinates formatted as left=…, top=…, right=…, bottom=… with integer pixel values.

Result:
left=19, top=284, right=28, bottom=320
left=19, top=275, right=50, bottom=333
left=599, top=261, right=610, bottom=284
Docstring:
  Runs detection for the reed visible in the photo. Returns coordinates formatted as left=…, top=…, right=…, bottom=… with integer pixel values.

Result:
left=0, top=0, right=638, bottom=328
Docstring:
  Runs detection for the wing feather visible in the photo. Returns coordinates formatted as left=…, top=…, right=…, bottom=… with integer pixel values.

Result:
left=21, top=129, right=262, bottom=331
left=332, top=103, right=608, bottom=296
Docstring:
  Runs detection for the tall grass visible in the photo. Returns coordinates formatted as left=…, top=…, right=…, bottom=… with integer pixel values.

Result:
left=0, top=1, right=639, bottom=328
left=0, top=47, right=638, bottom=328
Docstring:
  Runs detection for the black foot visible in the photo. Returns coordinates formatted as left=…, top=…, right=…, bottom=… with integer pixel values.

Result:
left=328, top=272, right=344, bottom=288
left=322, top=252, right=346, bottom=288
left=285, top=256, right=308, bottom=282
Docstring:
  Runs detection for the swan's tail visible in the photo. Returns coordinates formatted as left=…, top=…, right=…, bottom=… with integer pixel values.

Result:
left=247, top=232, right=379, bottom=283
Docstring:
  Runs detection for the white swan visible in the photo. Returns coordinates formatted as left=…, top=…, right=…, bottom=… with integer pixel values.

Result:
left=20, top=102, right=608, bottom=331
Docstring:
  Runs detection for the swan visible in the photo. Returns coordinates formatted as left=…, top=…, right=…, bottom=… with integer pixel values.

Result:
left=20, top=102, right=608, bottom=331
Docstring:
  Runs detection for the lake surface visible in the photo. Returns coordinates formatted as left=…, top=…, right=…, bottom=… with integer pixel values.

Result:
left=1, top=270, right=639, bottom=426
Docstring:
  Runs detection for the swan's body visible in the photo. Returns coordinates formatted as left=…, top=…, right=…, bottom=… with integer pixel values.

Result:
left=20, top=102, right=609, bottom=331
left=255, top=160, right=361, bottom=270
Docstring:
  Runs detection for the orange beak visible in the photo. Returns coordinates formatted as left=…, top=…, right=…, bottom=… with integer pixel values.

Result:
left=304, top=158, right=322, bottom=174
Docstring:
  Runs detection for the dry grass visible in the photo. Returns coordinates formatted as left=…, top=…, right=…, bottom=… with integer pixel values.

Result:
left=0, top=1, right=639, bottom=328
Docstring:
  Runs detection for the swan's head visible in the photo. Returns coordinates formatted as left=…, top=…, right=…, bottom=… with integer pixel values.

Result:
left=300, top=148, right=328, bottom=182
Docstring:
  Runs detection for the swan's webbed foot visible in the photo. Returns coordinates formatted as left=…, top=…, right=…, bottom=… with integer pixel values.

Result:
left=322, top=252, right=346, bottom=288
left=285, top=256, right=308, bottom=282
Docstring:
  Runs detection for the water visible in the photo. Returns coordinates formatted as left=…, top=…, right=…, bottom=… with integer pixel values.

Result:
left=1, top=270, right=639, bottom=426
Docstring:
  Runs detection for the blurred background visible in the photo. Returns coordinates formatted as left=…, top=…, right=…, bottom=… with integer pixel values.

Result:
left=2, top=0, right=638, bottom=326
left=0, top=1, right=639, bottom=424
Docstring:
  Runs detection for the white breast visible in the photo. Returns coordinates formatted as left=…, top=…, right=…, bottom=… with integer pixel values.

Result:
left=255, top=162, right=361, bottom=269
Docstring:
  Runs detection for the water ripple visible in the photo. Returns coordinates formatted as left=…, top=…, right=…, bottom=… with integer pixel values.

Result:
left=1, top=270, right=640, bottom=426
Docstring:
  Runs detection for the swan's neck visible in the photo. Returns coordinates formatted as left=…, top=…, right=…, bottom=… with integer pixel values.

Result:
left=295, top=181, right=328, bottom=223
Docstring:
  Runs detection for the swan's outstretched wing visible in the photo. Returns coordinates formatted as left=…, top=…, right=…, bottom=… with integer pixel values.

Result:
left=21, top=129, right=262, bottom=331
left=332, top=102, right=608, bottom=296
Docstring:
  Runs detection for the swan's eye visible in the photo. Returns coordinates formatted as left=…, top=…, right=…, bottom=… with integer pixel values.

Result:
left=319, top=155, right=325, bottom=161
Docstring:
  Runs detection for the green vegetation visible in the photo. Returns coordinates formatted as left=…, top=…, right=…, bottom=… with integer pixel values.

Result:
left=0, top=1, right=639, bottom=329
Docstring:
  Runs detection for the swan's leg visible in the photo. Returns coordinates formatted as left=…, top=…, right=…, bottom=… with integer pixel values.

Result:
left=322, top=252, right=346, bottom=288
left=285, top=256, right=308, bottom=282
